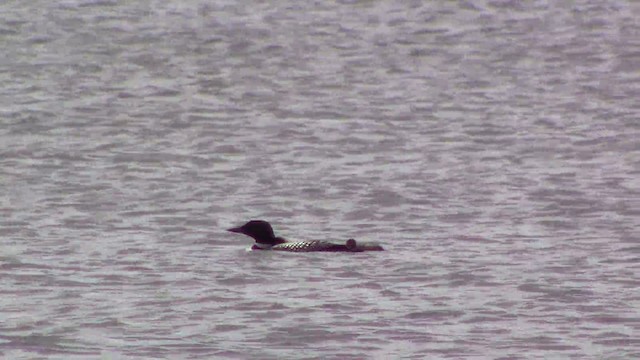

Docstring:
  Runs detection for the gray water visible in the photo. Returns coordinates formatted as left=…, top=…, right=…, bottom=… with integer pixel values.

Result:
left=1, top=1, right=639, bottom=359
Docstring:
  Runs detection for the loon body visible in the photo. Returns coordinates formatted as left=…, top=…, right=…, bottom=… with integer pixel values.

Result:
left=227, top=220, right=384, bottom=252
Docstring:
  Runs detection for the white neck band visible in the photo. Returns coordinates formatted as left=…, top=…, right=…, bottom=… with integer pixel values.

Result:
left=253, top=243, right=273, bottom=250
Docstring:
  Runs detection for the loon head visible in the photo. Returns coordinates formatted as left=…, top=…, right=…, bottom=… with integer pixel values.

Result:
left=227, top=220, right=284, bottom=246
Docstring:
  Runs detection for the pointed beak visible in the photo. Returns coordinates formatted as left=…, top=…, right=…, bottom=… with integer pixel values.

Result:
left=227, top=226, right=243, bottom=234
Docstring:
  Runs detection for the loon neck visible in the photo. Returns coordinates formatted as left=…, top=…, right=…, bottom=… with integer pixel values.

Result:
left=251, top=237, right=286, bottom=250
left=252, top=243, right=273, bottom=250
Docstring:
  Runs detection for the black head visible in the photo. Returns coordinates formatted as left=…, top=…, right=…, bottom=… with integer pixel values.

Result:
left=227, top=220, right=278, bottom=244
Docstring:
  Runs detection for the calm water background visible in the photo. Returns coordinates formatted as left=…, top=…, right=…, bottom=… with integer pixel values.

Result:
left=1, top=1, right=639, bottom=359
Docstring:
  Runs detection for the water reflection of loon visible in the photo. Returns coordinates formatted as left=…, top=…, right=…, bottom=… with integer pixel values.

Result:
left=227, top=220, right=384, bottom=252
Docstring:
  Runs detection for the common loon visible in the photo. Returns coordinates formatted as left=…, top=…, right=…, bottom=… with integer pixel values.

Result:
left=227, top=220, right=384, bottom=252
